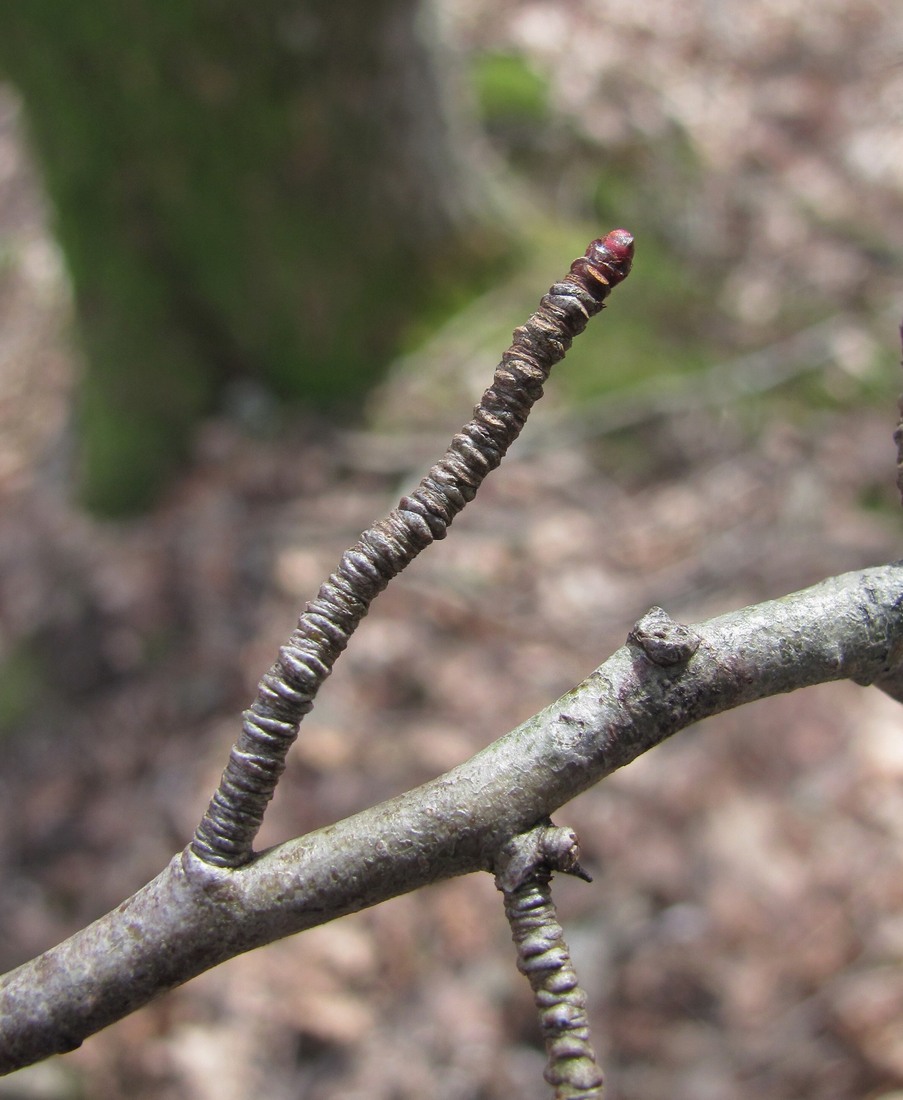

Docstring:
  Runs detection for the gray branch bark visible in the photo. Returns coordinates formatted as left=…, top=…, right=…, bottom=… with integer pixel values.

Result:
left=2, top=562, right=902, bottom=1073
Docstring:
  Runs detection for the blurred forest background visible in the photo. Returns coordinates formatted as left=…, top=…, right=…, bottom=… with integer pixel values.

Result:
left=1, top=2, right=903, bottom=1098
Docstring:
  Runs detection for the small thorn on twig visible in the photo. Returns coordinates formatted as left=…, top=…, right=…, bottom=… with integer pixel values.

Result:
left=628, top=606, right=701, bottom=667
left=569, top=861, right=594, bottom=883
left=540, top=825, right=593, bottom=882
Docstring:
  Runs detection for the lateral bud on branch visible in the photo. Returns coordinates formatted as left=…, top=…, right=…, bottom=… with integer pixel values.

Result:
left=628, top=606, right=701, bottom=667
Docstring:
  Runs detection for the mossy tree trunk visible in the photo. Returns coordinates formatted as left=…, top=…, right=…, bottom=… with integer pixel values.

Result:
left=0, top=0, right=506, bottom=514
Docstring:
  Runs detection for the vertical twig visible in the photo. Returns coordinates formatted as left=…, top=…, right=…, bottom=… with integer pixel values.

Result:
left=495, top=824, right=604, bottom=1100
left=192, top=231, right=634, bottom=867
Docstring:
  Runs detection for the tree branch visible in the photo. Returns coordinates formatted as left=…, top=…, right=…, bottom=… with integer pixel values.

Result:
left=1, top=562, right=901, bottom=1073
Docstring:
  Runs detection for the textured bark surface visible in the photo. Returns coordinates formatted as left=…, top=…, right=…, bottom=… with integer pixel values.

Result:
left=495, top=825, right=604, bottom=1099
left=2, top=563, right=901, bottom=1073
left=192, top=231, right=634, bottom=867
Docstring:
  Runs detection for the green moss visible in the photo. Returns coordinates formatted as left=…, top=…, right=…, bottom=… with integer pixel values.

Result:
left=397, top=229, right=521, bottom=356
left=0, top=642, right=43, bottom=736
left=858, top=479, right=902, bottom=517
left=471, top=51, right=550, bottom=128
left=0, top=2, right=513, bottom=514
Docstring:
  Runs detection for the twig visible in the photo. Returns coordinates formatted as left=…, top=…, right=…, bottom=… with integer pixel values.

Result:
left=192, top=231, right=634, bottom=867
left=495, top=824, right=603, bottom=1100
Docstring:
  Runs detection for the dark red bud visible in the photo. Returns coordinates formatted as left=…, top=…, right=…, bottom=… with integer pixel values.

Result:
left=567, top=228, right=634, bottom=301
left=586, top=229, right=634, bottom=282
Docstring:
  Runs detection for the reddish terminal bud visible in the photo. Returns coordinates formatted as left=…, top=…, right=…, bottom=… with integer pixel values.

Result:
left=567, top=228, right=634, bottom=301
left=585, top=229, right=634, bottom=284
left=597, top=228, right=634, bottom=267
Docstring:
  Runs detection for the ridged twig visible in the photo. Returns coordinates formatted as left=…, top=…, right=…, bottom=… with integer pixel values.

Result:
left=495, top=824, right=604, bottom=1100
left=191, top=230, right=634, bottom=867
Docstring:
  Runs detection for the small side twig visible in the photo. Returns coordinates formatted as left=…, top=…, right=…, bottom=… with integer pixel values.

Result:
left=191, top=231, right=634, bottom=867
left=495, top=823, right=604, bottom=1100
